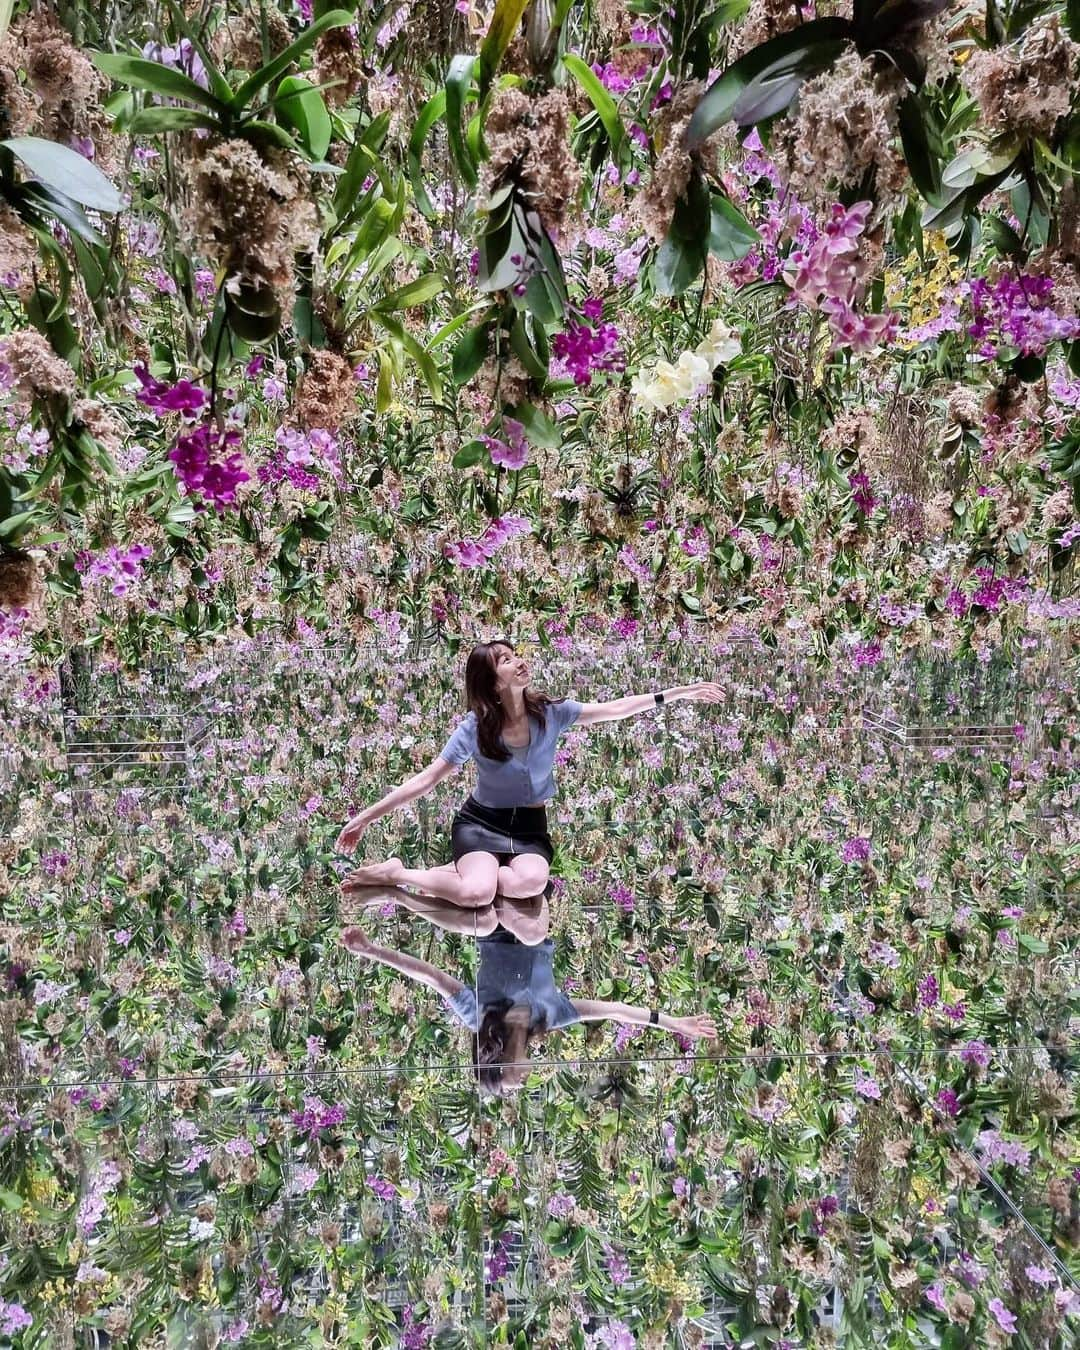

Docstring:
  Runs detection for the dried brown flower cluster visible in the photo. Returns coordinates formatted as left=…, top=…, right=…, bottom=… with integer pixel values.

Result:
left=0, top=328, right=77, bottom=403
left=71, top=397, right=126, bottom=457
left=314, top=25, right=368, bottom=108
left=634, top=81, right=727, bottom=243
left=177, top=136, right=320, bottom=320
left=479, top=87, right=581, bottom=238
left=0, top=204, right=40, bottom=302
left=4, top=11, right=121, bottom=179
left=963, top=16, right=1080, bottom=141
left=212, top=8, right=294, bottom=74
left=290, top=348, right=358, bottom=431
left=729, top=0, right=818, bottom=62
left=0, top=551, right=41, bottom=612
left=771, top=52, right=908, bottom=213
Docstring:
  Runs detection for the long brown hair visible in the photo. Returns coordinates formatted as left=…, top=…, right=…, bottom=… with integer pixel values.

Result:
left=472, top=998, right=550, bottom=1097
left=463, top=638, right=570, bottom=761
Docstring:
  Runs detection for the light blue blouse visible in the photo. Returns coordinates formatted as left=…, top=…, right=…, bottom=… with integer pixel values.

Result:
left=438, top=698, right=583, bottom=807
left=445, top=936, right=580, bottom=1033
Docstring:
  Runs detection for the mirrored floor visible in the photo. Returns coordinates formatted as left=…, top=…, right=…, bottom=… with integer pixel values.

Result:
left=2, top=635, right=1077, bottom=1344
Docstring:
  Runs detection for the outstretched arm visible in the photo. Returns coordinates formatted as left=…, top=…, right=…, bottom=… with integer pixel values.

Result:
left=337, top=756, right=459, bottom=851
left=570, top=999, right=718, bottom=1040
left=342, top=927, right=464, bottom=1000
left=576, top=682, right=725, bottom=728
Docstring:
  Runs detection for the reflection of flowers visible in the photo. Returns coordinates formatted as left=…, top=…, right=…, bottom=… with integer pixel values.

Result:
left=631, top=319, right=741, bottom=411
left=481, top=418, right=529, bottom=470
left=444, top=514, right=532, bottom=567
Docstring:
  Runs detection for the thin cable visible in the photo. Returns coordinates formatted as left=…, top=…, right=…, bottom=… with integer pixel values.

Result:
left=3, top=1042, right=1050, bottom=1093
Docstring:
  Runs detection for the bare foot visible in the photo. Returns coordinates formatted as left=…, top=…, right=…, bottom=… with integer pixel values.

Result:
left=344, top=857, right=404, bottom=886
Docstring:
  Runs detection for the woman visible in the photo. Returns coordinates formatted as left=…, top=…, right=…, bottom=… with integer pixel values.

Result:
left=340, top=883, right=718, bottom=1097
left=336, top=637, right=725, bottom=912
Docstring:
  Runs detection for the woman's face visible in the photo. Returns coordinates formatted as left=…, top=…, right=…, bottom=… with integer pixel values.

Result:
left=491, top=644, right=529, bottom=702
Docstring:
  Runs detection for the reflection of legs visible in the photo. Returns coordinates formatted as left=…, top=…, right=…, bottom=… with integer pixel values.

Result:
left=345, top=851, right=499, bottom=908
left=493, top=856, right=551, bottom=945
left=494, top=889, right=549, bottom=945
left=342, top=883, right=497, bottom=936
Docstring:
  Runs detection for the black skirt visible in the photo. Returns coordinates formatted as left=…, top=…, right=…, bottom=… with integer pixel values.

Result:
left=450, top=794, right=554, bottom=866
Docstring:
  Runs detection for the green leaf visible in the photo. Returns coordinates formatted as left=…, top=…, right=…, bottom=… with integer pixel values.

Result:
left=655, top=168, right=711, bottom=296
left=21, top=181, right=106, bottom=247
left=732, top=36, right=850, bottom=125
left=451, top=322, right=492, bottom=385
left=897, top=92, right=941, bottom=200
left=241, top=118, right=305, bottom=154
left=88, top=51, right=230, bottom=116
left=445, top=54, right=479, bottom=189
left=0, top=136, right=124, bottom=212
left=370, top=310, right=443, bottom=401
left=708, top=192, right=759, bottom=261
left=273, top=75, right=332, bottom=160
left=127, top=106, right=221, bottom=136
left=478, top=0, right=530, bottom=97
left=372, top=273, right=445, bottom=313
left=407, top=90, right=447, bottom=218
left=1017, top=933, right=1049, bottom=954
left=507, top=401, right=559, bottom=448
left=0, top=1188, right=23, bottom=1211
left=686, top=19, right=852, bottom=146
left=561, top=52, right=625, bottom=157
left=230, top=9, right=353, bottom=110
left=452, top=439, right=487, bottom=469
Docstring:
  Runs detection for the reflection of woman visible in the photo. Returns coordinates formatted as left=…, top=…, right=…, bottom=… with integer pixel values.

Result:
left=336, top=637, right=724, bottom=911
left=340, top=884, right=718, bottom=1098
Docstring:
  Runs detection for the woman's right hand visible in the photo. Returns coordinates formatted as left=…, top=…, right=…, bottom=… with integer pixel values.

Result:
left=336, top=812, right=371, bottom=853
left=672, top=1013, right=719, bottom=1040
left=342, top=926, right=376, bottom=957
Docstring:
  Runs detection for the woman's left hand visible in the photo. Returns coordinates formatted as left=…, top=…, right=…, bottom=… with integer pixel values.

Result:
left=684, top=681, right=725, bottom=705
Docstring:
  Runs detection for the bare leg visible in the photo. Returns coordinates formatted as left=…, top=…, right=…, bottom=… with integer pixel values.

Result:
left=496, top=853, right=551, bottom=900
left=342, top=851, right=499, bottom=908
left=342, top=883, right=497, bottom=937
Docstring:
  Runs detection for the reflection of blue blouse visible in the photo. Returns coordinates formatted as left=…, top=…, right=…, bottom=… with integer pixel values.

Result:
left=438, top=699, right=583, bottom=808
left=445, top=932, right=580, bottom=1033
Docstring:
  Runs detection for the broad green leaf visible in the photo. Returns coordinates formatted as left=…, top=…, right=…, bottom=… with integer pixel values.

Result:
left=127, top=106, right=221, bottom=135
left=897, top=92, right=941, bottom=199
left=562, top=52, right=625, bottom=157
left=655, top=168, right=711, bottom=296
left=241, top=118, right=305, bottom=153
left=445, top=54, right=479, bottom=189
left=478, top=0, right=530, bottom=96
left=408, top=90, right=447, bottom=218
left=731, top=39, right=849, bottom=125
left=21, top=182, right=105, bottom=247
left=685, top=18, right=852, bottom=147
left=88, top=51, right=230, bottom=116
left=231, top=9, right=353, bottom=110
left=370, top=310, right=443, bottom=401
left=273, top=75, right=333, bottom=160
left=0, top=0, right=14, bottom=43
left=0, top=136, right=123, bottom=212
left=452, top=439, right=487, bottom=468
left=451, top=322, right=492, bottom=385
left=708, top=192, right=759, bottom=261
left=372, top=273, right=446, bottom=313
left=508, top=401, right=560, bottom=448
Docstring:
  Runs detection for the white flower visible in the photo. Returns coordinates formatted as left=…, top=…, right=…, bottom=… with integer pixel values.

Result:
left=697, top=318, right=741, bottom=366
left=675, top=348, right=713, bottom=393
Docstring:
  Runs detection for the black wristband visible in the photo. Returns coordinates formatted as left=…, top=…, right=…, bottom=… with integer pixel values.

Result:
left=654, top=691, right=665, bottom=707
left=649, top=1008, right=659, bottom=1025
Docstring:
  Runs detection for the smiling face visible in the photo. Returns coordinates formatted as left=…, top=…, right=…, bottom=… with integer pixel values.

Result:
left=490, top=642, right=530, bottom=703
